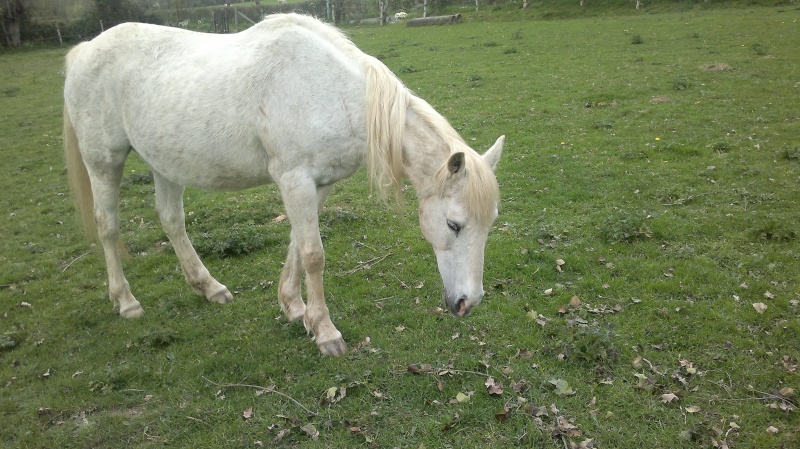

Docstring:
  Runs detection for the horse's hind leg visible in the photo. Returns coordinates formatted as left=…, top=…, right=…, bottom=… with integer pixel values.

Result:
left=153, top=173, right=233, bottom=304
left=277, top=185, right=333, bottom=323
left=85, top=155, right=143, bottom=318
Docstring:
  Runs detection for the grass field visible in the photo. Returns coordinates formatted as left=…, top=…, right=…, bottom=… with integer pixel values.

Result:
left=2, top=4, right=799, bottom=448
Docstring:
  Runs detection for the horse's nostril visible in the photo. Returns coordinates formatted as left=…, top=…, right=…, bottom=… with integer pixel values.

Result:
left=456, top=296, right=469, bottom=317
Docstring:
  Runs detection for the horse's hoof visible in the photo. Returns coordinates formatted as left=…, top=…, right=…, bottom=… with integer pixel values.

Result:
left=119, top=303, right=144, bottom=318
left=317, top=337, right=348, bottom=356
left=208, top=286, right=233, bottom=304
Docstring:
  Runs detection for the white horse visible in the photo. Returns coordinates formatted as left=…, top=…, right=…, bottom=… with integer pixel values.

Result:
left=63, top=13, right=504, bottom=356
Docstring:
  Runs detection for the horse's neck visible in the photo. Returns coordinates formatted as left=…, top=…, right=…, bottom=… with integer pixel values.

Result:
left=401, top=101, right=455, bottom=199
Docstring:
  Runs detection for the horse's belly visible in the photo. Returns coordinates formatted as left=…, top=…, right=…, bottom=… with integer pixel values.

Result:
left=135, top=144, right=273, bottom=191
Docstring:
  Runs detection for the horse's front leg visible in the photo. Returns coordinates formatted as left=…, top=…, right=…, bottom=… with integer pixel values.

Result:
left=277, top=238, right=306, bottom=322
left=279, top=177, right=346, bottom=356
left=277, top=185, right=334, bottom=323
left=154, top=173, right=233, bottom=304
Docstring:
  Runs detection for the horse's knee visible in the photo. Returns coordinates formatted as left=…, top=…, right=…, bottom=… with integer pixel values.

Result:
left=156, top=207, right=185, bottom=232
left=300, top=246, right=325, bottom=273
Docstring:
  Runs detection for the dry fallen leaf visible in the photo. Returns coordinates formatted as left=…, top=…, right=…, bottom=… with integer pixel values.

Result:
left=524, top=404, right=548, bottom=417
left=685, top=405, right=701, bottom=413
left=766, top=426, right=779, bottom=434
left=780, top=387, right=796, bottom=399
left=548, top=378, right=575, bottom=396
left=662, top=393, right=679, bottom=403
left=301, top=423, right=319, bottom=440
left=271, top=214, right=287, bottom=223
left=242, top=407, right=253, bottom=420
left=515, top=349, right=534, bottom=359
left=485, top=377, right=504, bottom=395
left=556, top=415, right=581, bottom=437
left=753, top=302, right=768, bottom=314
left=494, top=406, right=511, bottom=421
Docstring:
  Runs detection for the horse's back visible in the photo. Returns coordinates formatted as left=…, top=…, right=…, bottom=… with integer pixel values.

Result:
left=64, top=16, right=371, bottom=191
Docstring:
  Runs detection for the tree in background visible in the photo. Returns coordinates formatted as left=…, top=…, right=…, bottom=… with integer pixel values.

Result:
left=91, top=0, right=146, bottom=27
left=24, top=0, right=92, bottom=21
left=1, top=0, right=26, bottom=47
left=170, top=0, right=183, bottom=21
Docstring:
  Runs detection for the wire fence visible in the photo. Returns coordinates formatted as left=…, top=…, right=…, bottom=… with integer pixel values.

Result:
left=12, top=0, right=498, bottom=47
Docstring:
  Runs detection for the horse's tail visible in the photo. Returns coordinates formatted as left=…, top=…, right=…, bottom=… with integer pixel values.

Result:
left=364, top=57, right=409, bottom=204
left=64, top=103, right=97, bottom=242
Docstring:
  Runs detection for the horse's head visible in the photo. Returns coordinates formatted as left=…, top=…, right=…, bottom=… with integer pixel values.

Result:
left=418, top=136, right=504, bottom=317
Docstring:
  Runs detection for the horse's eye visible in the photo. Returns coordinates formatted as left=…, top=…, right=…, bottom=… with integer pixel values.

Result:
left=446, top=219, right=461, bottom=236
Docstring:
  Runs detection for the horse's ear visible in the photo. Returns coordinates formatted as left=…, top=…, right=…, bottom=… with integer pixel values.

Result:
left=447, top=152, right=465, bottom=175
left=482, top=135, right=504, bottom=172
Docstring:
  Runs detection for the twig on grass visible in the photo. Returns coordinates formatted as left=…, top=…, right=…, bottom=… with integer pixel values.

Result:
left=660, top=192, right=710, bottom=206
left=391, top=274, right=409, bottom=289
left=560, top=433, right=570, bottom=449
left=202, top=377, right=319, bottom=416
left=641, top=357, right=667, bottom=376
left=186, top=415, right=210, bottom=426
left=441, top=368, right=492, bottom=378
left=395, top=365, right=492, bottom=378
left=338, top=252, right=392, bottom=276
left=61, top=251, right=91, bottom=273
left=350, top=238, right=378, bottom=252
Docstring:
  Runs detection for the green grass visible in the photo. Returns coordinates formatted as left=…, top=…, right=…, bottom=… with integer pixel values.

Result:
left=2, top=5, right=800, bottom=448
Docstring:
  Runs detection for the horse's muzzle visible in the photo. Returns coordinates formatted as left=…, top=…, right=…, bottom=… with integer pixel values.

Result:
left=445, top=292, right=482, bottom=317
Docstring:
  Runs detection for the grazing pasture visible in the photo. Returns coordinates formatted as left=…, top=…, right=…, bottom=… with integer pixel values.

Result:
left=2, top=6, right=799, bottom=448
